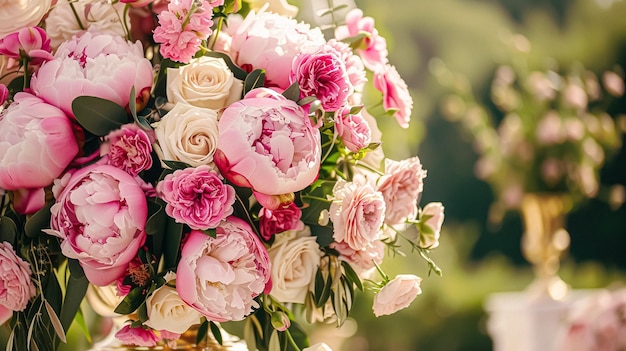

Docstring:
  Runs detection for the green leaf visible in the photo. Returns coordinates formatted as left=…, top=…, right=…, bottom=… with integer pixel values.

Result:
left=163, top=219, right=184, bottom=271
left=309, top=225, right=334, bottom=248
left=204, top=51, right=248, bottom=80
left=74, top=309, right=92, bottom=343
left=341, top=261, right=363, bottom=291
left=201, top=228, right=217, bottom=238
left=7, top=75, right=24, bottom=95
left=196, top=320, right=209, bottom=345
left=60, top=273, right=89, bottom=332
left=145, top=201, right=166, bottom=236
left=162, top=160, right=192, bottom=170
left=209, top=321, right=223, bottom=345
left=268, top=330, right=280, bottom=351
left=282, top=82, right=301, bottom=102
left=67, top=259, right=85, bottom=279
left=72, top=96, right=129, bottom=136
left=114, top=287, right=145, bottom=315
left=243, top=318, right=258, bottom=351
left=137, top=303, right=149, bottom=323
left=153, top=59, right=180, bottom=99
left=0, top=215, right=18, bottom=245
left=24, top=202, right=53, bottom=238
left=44, top=300, right=66, bottom=343
left=243, top=69, right=266, bottom=95
left=129, top=86, right=137, bottom=120
left=297, top=96, right=318, bottom=106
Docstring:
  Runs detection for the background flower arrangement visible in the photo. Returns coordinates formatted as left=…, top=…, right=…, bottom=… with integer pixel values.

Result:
left=435, top=34, right=626, bottom=220
left=0, top=1, right=444, bottom=350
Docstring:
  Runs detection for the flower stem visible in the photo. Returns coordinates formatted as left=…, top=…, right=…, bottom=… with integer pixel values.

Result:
left=284, top=329, right=301, bottom=351
left=210, top=16, right=225, bottom=51
left=69, top=1, right=85, bottom=30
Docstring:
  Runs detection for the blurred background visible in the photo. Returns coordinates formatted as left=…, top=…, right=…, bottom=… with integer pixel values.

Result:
left=300, top=0, right=626, bottom=350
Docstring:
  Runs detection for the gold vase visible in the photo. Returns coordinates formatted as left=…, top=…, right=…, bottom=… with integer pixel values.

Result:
left=520, top=193, right=572, bottom=300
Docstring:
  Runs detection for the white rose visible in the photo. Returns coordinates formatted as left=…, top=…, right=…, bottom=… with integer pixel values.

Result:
left=372, top=274, right=422, bottom=317
left=303, top=343, right=333, bottom=351
left=0, top=0, right=52, bottom=38
left=152, top=103, right=219, bottom=168
left=144, top=284, right=202, bottom=334
left=167, top=56, right=243, bottom=111
left=267, top=227, right=323, bottom=304
left=45, top=0, right=128, bottom=49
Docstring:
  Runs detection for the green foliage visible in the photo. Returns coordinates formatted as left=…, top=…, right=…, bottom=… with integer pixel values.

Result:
left=72, top=96, right=130, bottom=136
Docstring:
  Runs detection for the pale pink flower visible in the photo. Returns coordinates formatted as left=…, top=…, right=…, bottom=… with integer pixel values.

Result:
left=47, top=164, right=148, bottom=286
left=177, top=217, right=271, bottom=322
left=115, top=325, right=159, bottom=347
left=0, top=93, right=79, bottom=213
left=331, top=240, right=384, bottom=277
left=102, top=124, right=154, bottom=177
left=259, top=202, right=304, bottom=240
left=335, top=106, right=372, bottom=153
left=334, top=8, right=388, bottom=71
left=377, top=157, right=427, bottom=226
left=120, top=0, right=156, bottom=7
left=227, top=10, right=325, bottom=88
left=326, top=39, right=367, bottom=93
left=329, top=177, right=386, bottom=251
left=153, top=0, right=214, bottom=63
left=30, top=32, right=153, bottom=118
left=374, top=65, right=413, bottom=128
left=372, top=274, right=422, bottom=317
left=0, top=27, right=53, bottom=66
left=419, top=202, right=444, bottom=249
left=214, top=89, right=321, bottom=196
left=159, top=330, right=181, bottom=341
left=156, top=165, right=235, bottom=230
left=536, top=111, right=564, bottom=145
left=0, top=242, right=36, bottom=313
left=290, top=45, right=352, bottom=111
left=603, top=71, right=625, bottom=97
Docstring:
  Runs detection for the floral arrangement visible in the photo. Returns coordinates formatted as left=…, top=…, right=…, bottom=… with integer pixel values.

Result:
left=435, top=34, right=625, bottom=220
left=0, top=1, right=444, bottom=350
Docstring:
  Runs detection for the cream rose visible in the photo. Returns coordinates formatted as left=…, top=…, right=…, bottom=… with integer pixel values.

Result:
left=152, top=103, right=219, bottom=168
left=0, top=0, right=52, bottom=38
left=144, top=281, right=202, bottom=334
left=267, top=227, right=323, bottom=304
left=166, top=56, right=243, bottom=111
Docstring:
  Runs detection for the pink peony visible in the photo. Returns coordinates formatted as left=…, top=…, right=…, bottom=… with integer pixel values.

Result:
left=0, top=242, right=36, bottom=313
left=289, top=45, right=352, bottom=111
left=102, top=124, right=154, bottom=177
left=335, top=106, right=372, bottom=153
left=373, top=65, right=413, bottom=128
left=377, top=157, right=426, bottom=226
left=156, top=165, right=235, bottom=230
left=372, top=274, right=422, bottom=317
left=258, top=202, right=304, bottom=240
left=334, top=9, right=389, bottom=72
left=30, top=32, right=153, bottom=118
left=326, top=39, right=367, bottom=93
left=227, top=10, right=325, bottom=89
left=115, top=325, right=159, bottom=347
left=176, top=217, right=271, bottom=322
left=0, top=27, right=53, bottom=66
left=153, top=0, right=214, bottom=63
left=214, top=89, right=321, bottom=196
left=329, top=177, right=386, bottom=251
left=48, top=164, right=148, bottom=286
left=0, top=93, right=79, bottom=213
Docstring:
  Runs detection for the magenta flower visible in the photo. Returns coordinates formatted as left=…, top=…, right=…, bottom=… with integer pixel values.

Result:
left=177, top=217, right=271, bottom=322
left=48, top=164, right=148, bottom=286
left=334, top=9, right=389, bottom=72
left=102, top=124, right=154, bottom=177
left=0, top=26, right=53, bottom=66
left=259, top=202, right=304, bottom=240
left=156, top=165, right=235, bottom=230
left=373, top=65, right=414, bottom=128
left=214, top=89, right=321, bottom=196
left=290, top=45, right=352, bottom=112
left=153, top=0, right=215, bottom=63
left=0, top=84, right=7, bottom=105
left=115, top=325, right=159, bottom=347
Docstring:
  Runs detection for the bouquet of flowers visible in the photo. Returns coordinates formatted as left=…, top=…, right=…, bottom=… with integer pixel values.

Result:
left=0, top=1, right=444, bottom=350
left=435, top=34, right=625, bottom=221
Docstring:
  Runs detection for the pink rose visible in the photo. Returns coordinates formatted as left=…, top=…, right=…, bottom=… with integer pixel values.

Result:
left=0, top=93, right=79, bottom=213
left=331, top=240, right=384, bottom=278
left=176, top=217, right=271, bottom=322
left=329, top=177, right=386, bottom=251
left=156, top=165, right=235, bottom=230
left=335, top=106, right=372, bottom=153
left=48, top=164, right=148, bottom=286
left=0, top=27, right=53, bottom=66
left=227, top=11, right=325, bottom=88
left=102, top=124, right=154, bottom=177
left=259, top=202, right=304, bottom=240
left=374, top=65, right=413, bottom=128
left=419, top=202, right=444, bottom=249
left=30, top=32, right=153, bottom=118
left=115, top=325, right=159, bottom=347
left=326, top=39, right=367, bottom=93
left=290, top=45, right=352, bottom=111
left=0, top=242, right=36, bottom=313
left=377, top=157, right=427, bottom=226
left=153, top=0, right=214, bottom=63
left=372, top=274, right=422, bottom=317
left=214, top=90, right=321, bottom=196
left=334, top=9, right=389, bottom=71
